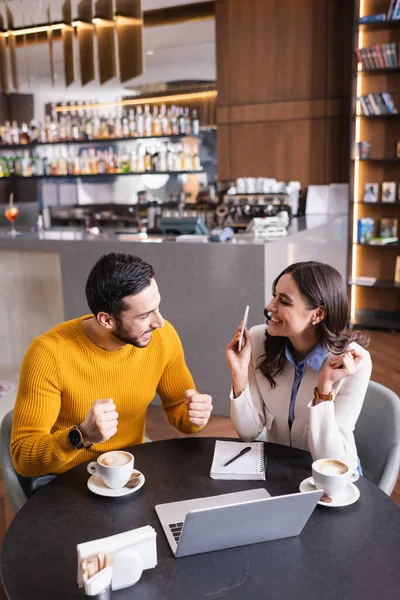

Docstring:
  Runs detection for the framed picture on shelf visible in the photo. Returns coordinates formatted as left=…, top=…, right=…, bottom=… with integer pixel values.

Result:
left=357, top=218, right=374, bottom=244
left=382, top=182, right=396, bottom=203
left=363, top=182, right=379, bottom=202
left=397, top=140, right=400, bottom=159
left=380, top=218, right=398, bottom=239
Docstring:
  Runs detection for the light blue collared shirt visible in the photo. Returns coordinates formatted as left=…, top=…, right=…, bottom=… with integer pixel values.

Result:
left=285, top=342, right=328, bottom=430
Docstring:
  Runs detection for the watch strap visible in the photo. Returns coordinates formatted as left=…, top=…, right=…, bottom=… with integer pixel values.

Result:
left=69, top=425, right=93, bottom=450
left=314, top=386, right=334, bottom=402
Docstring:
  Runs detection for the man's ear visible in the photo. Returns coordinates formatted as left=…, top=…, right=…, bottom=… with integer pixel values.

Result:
left=97, top=312, right=115, bottom=330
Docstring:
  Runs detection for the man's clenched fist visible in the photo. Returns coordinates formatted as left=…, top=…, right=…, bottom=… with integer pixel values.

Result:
left=184, top=389, right=213, bottom=428
left=80, top=398, right=119, bottom=444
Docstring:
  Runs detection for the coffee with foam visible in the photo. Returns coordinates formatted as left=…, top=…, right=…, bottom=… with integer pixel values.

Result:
left=318, top=460, right=348, bottom=476
left=99, top=452, right=131, bottom=467
left=311, top=458, right=359, bottom=502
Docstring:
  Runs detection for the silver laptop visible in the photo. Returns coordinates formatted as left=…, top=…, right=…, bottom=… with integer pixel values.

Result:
left=155, top=487, right=322, bottom=558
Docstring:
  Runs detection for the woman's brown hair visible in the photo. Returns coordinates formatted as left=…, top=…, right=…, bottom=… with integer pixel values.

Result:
left=258, top=261, right=370, bottom=389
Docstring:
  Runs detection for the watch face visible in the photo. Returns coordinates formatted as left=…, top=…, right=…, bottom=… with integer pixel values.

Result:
left=68, top=428, right=82, bottom=448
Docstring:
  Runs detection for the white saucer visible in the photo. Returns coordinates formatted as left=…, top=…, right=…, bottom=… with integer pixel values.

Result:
left=299, top=476, right=360, bottom=507
left=87, top=470, right=145, bottom=498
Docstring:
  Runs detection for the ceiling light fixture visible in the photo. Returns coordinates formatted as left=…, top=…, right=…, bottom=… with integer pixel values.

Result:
left=114, top=16, right=143, bottom=25
left=1, top=23, right=71, bottom=37
left=71, top=20, right=94, bottom=28
left=55, top=90, right=218, bottom=112
left=92, top=18, right=114, bottom=26
left=146, top=49, right=155, bottom=56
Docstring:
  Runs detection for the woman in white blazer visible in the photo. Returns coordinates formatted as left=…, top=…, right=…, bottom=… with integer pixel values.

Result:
left=226, top=261, right=372, bottom=471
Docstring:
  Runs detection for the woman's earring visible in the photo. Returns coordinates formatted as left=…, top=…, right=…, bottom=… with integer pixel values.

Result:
left=312, top=321, right=316, bottom=326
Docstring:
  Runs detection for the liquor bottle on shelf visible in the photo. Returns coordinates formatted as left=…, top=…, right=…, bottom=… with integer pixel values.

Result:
left=158, top=146, right=167, bottom=172
left=114, top=117, right=123, bottom=139
left=11, top=121, right=20, bottom=145
left=130, top=148, right=138, bottom=172
left=170, top=106, right=179, bottom=135
left=136, top=106, right=144, bottom=137
left=192, top=146, right=201, bottom=171
left=92, top=111, right=101, bottom=140
left=97, top=150, right=107, bottom=175
left=128, top=109, right=137, bottom=137
left=22, top=150, right=32, bottom=177
left=144, top=146, right=152, bottom=172
left=178, top=108, right=186, bottom=135
left=30, top=121, right=39, bottom=143
left=107, top=113, right=115, bottom=138
left=160, top=104, right=169, bottom=135
left=85, top=111, right=94, bottom=141
left=184, top=108, right=192, bottom=135
left=152, top=106, right=162, bottom=136
left=122, top=113, right=130, bottom=138
left=19, top=123, right=30, bottom=145
left=192, top=109, right=200, bottom=135
left=144, top=105, right=152, bottom=137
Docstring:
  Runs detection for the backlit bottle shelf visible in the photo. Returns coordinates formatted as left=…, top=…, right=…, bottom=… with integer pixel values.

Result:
left=0, top=170, right=203, bottom=181
left=0, top=134, right=200, bottom=151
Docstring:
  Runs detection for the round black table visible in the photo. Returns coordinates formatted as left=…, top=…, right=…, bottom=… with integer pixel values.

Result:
left=1, top=438, right=400, bottom=600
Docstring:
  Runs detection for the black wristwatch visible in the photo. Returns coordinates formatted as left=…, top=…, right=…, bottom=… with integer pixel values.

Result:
left=68, top=425, right=92, bottom=450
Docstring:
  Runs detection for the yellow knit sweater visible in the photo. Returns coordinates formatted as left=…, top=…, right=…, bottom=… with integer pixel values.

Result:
left=11, top=315, right=202, bottom=476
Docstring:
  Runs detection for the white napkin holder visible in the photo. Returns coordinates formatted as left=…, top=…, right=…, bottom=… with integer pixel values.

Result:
left=77, top=525, right=157, bottom=592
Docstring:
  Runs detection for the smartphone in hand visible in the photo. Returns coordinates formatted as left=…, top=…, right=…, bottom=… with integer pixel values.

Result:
left=238, top=305, right=249, bottom=352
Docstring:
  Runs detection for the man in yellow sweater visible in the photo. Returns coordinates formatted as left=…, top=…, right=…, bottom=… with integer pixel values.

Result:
left=11, top=252, right=213, bottom=494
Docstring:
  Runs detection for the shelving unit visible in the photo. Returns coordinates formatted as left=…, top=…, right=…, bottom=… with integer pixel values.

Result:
left=358, top=19, right=400, bottom=31
left=0, top=133, right=199, bottom=151
left=349, top=279, right=400, bottom=288
left=361, top=66, right=400, bottom=74
left=0, top=170, right=202, bottom=181
left=349, top=0, right=400, bottom=331
left=0, top=132, right=205, bottom=184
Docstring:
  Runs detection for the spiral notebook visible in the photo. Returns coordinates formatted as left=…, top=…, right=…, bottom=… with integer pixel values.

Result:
left=210, top=441, right=266, bottom=480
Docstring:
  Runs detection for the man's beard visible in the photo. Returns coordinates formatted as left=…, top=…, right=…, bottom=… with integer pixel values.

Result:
left=112, top=320, right=155, bottom=348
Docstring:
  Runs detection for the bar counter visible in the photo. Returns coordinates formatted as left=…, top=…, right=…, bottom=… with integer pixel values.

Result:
left=0, top=214, right=347, bottom=416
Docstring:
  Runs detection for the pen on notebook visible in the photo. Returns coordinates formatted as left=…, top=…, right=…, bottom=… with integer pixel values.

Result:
left=223, top=446, right=252, bottom=467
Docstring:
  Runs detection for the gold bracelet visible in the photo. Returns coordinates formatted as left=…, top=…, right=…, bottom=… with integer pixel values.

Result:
left=314, top=386, right=334, bottom=402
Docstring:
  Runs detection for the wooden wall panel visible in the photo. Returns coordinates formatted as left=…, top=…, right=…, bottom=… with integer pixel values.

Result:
left=115, top=0, right=144, bottom=83
left=77, top=0, right=95, bottom=86
left=6, top=5, right=19, bottom=93
left=215, top=0, right=354, bottom=188
left=215, top=0, right=230, bottom=108
left=62, top=0, right=75, bottom=87
left=229, top=120, right=327, bottom=183
left=0, top=15, right=9, bottom=94
left=95, top=0, right=117, bottom=84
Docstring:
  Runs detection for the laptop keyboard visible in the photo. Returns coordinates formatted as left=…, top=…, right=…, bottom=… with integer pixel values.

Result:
left=169, top=522, right=184, bottom=544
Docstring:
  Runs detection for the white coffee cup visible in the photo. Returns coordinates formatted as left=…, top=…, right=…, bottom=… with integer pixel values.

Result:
left=87, top=451, right=134, bottom=489
left=311, top=458, right=359, bottom=501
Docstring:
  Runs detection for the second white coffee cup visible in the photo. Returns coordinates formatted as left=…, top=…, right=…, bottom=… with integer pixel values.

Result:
left=87, top=451, right=134, bottom=489
left=311, top=458, right=359, bottom=501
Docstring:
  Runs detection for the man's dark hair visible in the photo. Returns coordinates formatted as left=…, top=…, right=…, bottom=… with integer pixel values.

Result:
left=85, top=253, right=155, bottom=317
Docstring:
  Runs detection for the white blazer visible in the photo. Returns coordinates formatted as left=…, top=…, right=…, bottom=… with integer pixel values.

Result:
left=230, top=325, right=372, bottom=469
